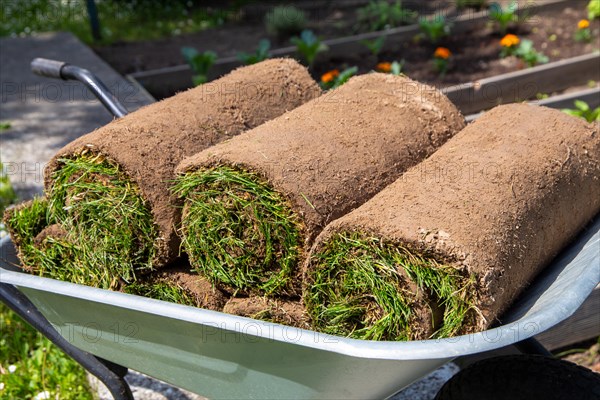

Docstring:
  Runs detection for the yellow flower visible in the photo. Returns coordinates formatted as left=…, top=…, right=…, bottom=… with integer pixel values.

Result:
left=321, top=69, right=340, bottom=83
left=376, top=62, right=392, bottom=72
left=578, top=19, right=590, bottom=29
left=434, top=47, right=451, bottom=59
left=500, top=34, right=520, bottom=48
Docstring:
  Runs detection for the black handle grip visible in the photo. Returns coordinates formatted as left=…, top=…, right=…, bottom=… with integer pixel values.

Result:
left=31, top=58, right=67, bottom=79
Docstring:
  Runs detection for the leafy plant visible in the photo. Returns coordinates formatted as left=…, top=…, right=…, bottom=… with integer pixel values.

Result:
left=320, top=66, right=358, bottom=90
left=181, top=47, right=217, bottom=86
left=419, top=15, right=452, bottom=44
left=376, top=60, right=404, bottom=75
left=455, top=0, right=488, bottom=10
left=499, top=35, right=547, bottom=67
left=589, top=0, right=600, bottom=20
left=0, top=304, right=93, bottom=399
left=265, top=5, right=307, bottom=38
left=575, top=19, right=592, bottom=43
left=514, top=39, right=548, bottom=67
left=0, top=121, right=11, bottom=132
left=356, top=1, right=417, bottom=32
left=562, top=100, right=600, bottom=122
left=237, top=39, right=271, bottom=65
left=489, top=1, right=519, bottom=34
left=0, top=160, right=16, bottom=220
left=433, top=47, right=452, bottom=77
left=361, top=36, right=386, bottom=57
left=290, top=30, right=329, bottom=68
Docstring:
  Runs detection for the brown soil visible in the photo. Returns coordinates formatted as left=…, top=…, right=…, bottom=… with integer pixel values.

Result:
left=134, top=264, right=228, bottom=311
left=317, top=5, right=600, bottom=87
left=308, top=104, right=600, bottom=334
left=33, top=223, right=67, bottom=248
left=178, top=73, right=464, bottom=241
left=44, top=59, right=320, bottom=268
left=222, top=297, right=310, bottom=329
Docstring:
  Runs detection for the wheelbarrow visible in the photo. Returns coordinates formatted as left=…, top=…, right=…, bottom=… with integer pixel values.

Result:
left=1, top=59, right=599, bottom=400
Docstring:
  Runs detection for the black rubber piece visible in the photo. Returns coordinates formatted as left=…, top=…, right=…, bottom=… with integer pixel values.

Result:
left=435, top=355, right=600, bottom=400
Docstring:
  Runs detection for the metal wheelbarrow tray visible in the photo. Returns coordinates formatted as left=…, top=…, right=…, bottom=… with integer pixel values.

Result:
left=1, top=214, right=598, bottom=399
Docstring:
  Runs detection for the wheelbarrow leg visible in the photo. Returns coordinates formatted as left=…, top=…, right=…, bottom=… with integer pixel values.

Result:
left=0, top=283, right=134, bottom=400
left=512, top=337, right=553, bottom=356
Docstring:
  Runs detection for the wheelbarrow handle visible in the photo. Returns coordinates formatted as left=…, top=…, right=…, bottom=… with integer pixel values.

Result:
left=31, top=57, right=129, bottom=119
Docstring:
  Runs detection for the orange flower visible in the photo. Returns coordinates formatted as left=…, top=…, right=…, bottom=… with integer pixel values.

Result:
left=500, top=34, right=520, bottom=48
left=434, top=47, right=451, bottom=59
left=578, top=19, right=590, bottom=29
left=376, top=62, right=392, bottom=72
left=321, top=69, right=340, bottom=83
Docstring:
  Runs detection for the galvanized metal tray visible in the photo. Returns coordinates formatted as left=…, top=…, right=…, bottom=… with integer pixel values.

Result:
left=1, top=215, right=598, bottom=399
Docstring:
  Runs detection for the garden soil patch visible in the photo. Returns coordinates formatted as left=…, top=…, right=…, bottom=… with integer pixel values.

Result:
left=175, top=73, right=465, bottom=296
left=306, top=103, right=600, bottom=340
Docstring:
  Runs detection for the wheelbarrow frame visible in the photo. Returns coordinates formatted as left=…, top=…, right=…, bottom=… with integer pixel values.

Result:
left=0, top=60, right=598, bottom=399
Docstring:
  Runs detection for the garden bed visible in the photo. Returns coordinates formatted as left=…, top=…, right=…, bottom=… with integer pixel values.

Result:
left=96, top=0, right=599, bottom=100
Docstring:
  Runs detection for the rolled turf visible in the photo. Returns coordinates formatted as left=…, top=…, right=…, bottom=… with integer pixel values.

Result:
left=174, top=73, right=465, bottom=296
left=6, top=59, right=319, bottom=288
left=304, top=104, right=600, bottom=341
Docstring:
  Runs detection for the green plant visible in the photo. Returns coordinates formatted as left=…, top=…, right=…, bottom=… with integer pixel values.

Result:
left=174, top=166, right=302, bottom=295
left=514, top=39, right=548, bottom=67
left=419, top=15, right=452, bottom=44
left=265, top=5, right=307, bottom=38
left=0, top=304, right=93, bottom=399
left=0, top=0, right=231, bottom=45
left=306, top=232, right=476, bottom=340
left=290, top=30, right=329, bottom=68
left=376, top=60, right=405, bottom=75
left=44, top=154, right=158, bottom=288
left=500, top=35, right=547, bottom=67
left=489, top=1, right=519, bottom=34
left=433, top=47, right=452, bottom=77
left=0, top=121, right=11, bottom=132
left=562, top=100, right=600, bottom=122
left=356, top=1, right=417, bottom=32
left=320, top=66, right=358, bottom=90
left=361, top=36, right=386, bottom=57
left=575, top=19, right=592, bottom=43
left=0, top=160, right=16, bottom=214
left=589, top=0, right=600, bottom=20
left=390, top=60, right=404, bottom=75
left=237, top=39, right=271, bottom=65
left=455, top=0, right=487, bottom=10
left=181, top=47, right=217, bottom=86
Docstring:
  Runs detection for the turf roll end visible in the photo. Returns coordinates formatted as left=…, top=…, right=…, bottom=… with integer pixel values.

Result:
left=305, top=232, right=476, bottom=341
left=175, top=166, right=303, bottom=296
left=47, top=152, right=159, bottom=286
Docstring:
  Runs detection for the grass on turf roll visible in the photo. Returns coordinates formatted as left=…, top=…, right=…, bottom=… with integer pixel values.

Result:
left=175, top=73, right=465, bottom=296
left=305, top=104, right=600, bottom=341
left=5, top=59, right=319, bottom=288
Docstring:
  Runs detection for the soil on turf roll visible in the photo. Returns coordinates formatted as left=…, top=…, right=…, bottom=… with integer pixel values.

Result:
left=175, top=73, right=465, bottom=296
left=41, top=59, right=319, bottom=282
left=223, top=297, right=310, bottom=329
left=123, top=265, right=228, bottom=311
left=305, top=104, right=600, bottom=341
